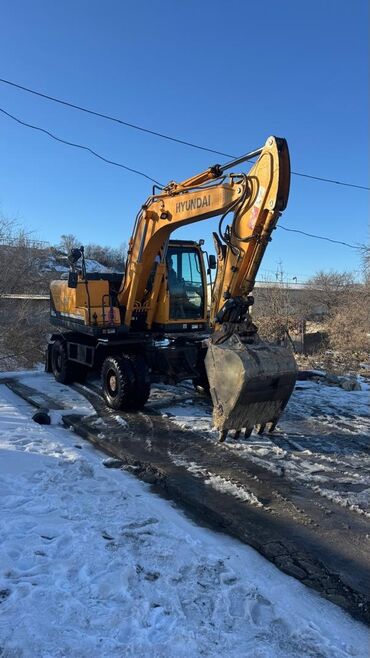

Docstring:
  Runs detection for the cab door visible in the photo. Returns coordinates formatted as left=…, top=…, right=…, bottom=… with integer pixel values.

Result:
left=151, top=242, right=208, bottom=330
left=167, top=244, right=206, bottom=322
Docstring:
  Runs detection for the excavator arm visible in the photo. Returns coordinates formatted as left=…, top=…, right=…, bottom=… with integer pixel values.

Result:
left=118, top=136, right=290, bottom=330
left=209, top=136, right=290, bottom=323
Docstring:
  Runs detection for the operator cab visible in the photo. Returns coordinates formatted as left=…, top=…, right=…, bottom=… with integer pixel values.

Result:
left=149, top=240, right=209, bottom=332
left=166, top=243, right=205, bottom=321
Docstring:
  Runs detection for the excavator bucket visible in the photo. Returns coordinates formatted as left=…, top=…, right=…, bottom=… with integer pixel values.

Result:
left=204, top=336, right=297, bottom=440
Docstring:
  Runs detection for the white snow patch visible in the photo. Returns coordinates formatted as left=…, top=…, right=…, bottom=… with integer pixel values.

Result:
left=38, top=254, right=112, bottom=274
left=113, top=414, right=129, bottom=428
left=312, top=486, right=370, bottom=518
left=17, top=373, right=95, bottom=417
left=205, top=474, right=263, bottom=506
left=169, top=454, right=265, bottom=507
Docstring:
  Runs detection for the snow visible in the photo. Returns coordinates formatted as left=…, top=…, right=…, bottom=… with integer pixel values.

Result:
left=0, top=382, right=368, bottom=657
left=37, top=254, right=112, bottom=274
left=113, top=414, right=129, bottom=428
left=9, top=370, right=95, bottom=418
left=160, top=379, right=370, bottom=517
left=169, top=454, right=263, bottom=506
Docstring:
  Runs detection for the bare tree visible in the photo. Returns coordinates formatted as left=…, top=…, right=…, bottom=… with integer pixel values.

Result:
left=54, top=235, right=127, bottom=270
left=305, top=268, right=370, bottom=370
left=0, top=217, right=50, bottom=370
left=252, top=264, right=304, bottom=347
left=306, top=270, right=354, bottom=315
left=84, top=242, right=127, bottom=270
left=58, top=233, right=80, bottom=254
left=362, top=245, right=370, bottom=283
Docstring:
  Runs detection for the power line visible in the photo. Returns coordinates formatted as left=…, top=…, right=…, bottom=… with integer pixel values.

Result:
left=0, top=106, right=163, bottom=186
left=288, top=170, right=368, bottom=190
left=1, top=77, right=368, bottom=191
left=277, top=225, right=359, bottom=249
left=0, top=77, right=228, bottom=158
left=0, top=106, right=365, bottom=253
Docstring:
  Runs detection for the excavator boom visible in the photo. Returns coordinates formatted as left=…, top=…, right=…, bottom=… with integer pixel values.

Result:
left=119, top=136, right=290, bottom=329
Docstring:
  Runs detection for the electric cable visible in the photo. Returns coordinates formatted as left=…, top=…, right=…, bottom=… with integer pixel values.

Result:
left=0, top=106, right=164, bottom=186
left=0, top=77, right=228, bottom=158
left=0, top=105, right=365, bottom=252
left=1, top=77, right=368, bottom=191
left=277, top=225, right=359, bottom=249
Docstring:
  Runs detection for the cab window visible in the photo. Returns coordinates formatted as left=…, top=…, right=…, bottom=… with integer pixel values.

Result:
left=167, top=247, right=204, bottom=320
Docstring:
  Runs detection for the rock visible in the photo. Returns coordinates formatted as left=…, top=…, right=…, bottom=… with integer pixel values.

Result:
left=297, top=370, right=325, bottom=381
left=32, top=408, right=51, bottom=425
left=340, top=379, right=361, bottom=391
left=102, top=457, right=124, bottom=468
left=324, top=374, right=341, bottom=386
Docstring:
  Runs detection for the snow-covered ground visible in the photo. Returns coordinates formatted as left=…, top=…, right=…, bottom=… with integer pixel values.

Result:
left=0, top=377, right=368, bottom=657
left=157, top=379, right=370, bottom=517
left=37, top=254, right=112, bottom=274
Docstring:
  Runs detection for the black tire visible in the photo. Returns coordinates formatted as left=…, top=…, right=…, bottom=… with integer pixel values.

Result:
left=192, top=370, right=210, bottom=396
left=51, top=340, right=76, bottom=384
left=192, top=352, right=210, bottom=396
left=129, top=354, right=151, bottom=409
left=101, top=356, right=135, bottom=410
left=192, top=379, right=211, bottom=396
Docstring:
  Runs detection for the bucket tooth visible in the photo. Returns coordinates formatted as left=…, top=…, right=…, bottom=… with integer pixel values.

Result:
left=218, top=429, right=228, bottom=442
left=244, top=427, right=253, bottom=439
left=256, top=424, right=266, bottom=435
left=205, top=337, right=297, bottom=436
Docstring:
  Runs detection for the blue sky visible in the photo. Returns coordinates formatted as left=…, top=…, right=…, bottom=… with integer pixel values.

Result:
left=0, top=0, right=368, bottom=281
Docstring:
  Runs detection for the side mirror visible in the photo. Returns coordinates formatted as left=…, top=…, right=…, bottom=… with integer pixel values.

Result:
left=208, top=254, right=217, bottom=270
left=68, top=271, right=78, bottom=289
left=68, top=248, right=82, bottom=266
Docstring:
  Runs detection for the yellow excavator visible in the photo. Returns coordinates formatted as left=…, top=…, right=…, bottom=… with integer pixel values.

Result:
left=47, top=135, right=297, bottom=440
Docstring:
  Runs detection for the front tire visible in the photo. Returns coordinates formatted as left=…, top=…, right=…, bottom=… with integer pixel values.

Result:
left=129, top=354, right=151, bottom=408
left=101, top=356, right=135, bottom=410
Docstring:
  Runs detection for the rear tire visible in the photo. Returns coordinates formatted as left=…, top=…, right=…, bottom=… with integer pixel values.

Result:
left=101, top=356, right=135, bottom=410
left=51, top=340, right=75, bottom=384
left=129, top=354, right=151, bottom=409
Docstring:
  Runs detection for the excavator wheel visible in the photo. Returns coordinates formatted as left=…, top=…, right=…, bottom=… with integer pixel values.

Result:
left=192, top=355, right=210, bottom=396
left=51, top=340, right=76, bottom=384
left=128, top=354, right=151, bottom=409
left=192, top=377, right=210, bottom=396
left=101, top=356, right=135, bottom=411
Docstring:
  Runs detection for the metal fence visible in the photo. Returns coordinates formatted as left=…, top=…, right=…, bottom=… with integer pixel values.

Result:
left=0, top=238, right=50, bottom=249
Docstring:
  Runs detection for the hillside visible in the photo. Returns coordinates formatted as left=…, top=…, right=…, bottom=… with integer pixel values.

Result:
left=37, top=251, right=112, bottom=275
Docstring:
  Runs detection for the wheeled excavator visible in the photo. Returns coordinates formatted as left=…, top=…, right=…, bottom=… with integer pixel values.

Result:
left=47, top=136, right=297, bottom=440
